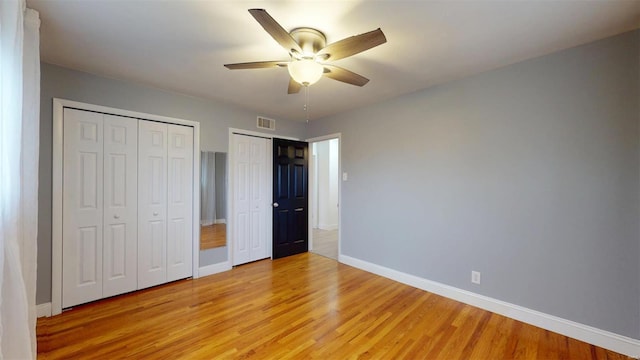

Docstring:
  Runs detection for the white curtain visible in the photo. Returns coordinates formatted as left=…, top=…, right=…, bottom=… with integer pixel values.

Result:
left=0, top=0, right=41, bottom=358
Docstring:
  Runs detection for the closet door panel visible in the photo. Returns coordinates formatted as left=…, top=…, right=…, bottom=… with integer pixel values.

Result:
left=138, top=120, right=168, bottom=289
left=232, top=134, right=268, bottom=266
left=62, top=108, right=104, bottom=308
left=249, top=138, right=268, bottom=260
left=103, top=115, right=138, bottom=297
left=232, top=135, right=251, bottom=265
left=167, top=124, right=193, bottom=281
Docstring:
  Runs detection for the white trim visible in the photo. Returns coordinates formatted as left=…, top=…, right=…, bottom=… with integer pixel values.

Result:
left=318, top=223, right=338, bottom=231
left=52, top=100, right=64, bottom=315
left=229, top=127, right=298, bottom=141
left=53, top=99, right=200, bottom=127
left=306, top=133, right=342, bottom=143
left=200, top=219, right=226, bottom=226
left=308, top=153, right=315, bottom=251
left=227, top=131, right=233, bottom=265
left=192, top=124, right=201, bottom=280
left=37, top=303, right=52, bottom=318
left=306, top=133, right=342, bottom=259
left=52, top=98, right=201, bottom=315
left=339, top=254, right=640, bottom=358
left=198, top=261, right=232, bottom=277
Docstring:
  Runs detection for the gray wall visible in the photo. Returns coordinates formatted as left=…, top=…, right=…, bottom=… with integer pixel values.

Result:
left=307, top=30, right=640, bottom=338
left=37, top=63, right=306, bottom=304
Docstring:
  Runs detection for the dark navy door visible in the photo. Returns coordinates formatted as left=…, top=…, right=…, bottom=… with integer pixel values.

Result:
left=272, top=138, right=309, bottom=259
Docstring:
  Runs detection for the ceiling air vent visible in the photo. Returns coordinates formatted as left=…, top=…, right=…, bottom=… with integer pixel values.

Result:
left=257, top=116, right=276, bottom=131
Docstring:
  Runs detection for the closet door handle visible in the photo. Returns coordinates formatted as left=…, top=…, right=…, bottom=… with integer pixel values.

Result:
left=153, top=212, right=159, bottom=216
left=273, top=202, right=279, bottom=208
left=113, top=214, right=120, bottom=219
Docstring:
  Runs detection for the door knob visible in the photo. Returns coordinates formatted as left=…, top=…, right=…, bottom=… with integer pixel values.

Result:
left=153, top=212, right=158, bottom=216
left=114, top=214, right=120, bottom=219
left=273, top=202, right=279, bottom=208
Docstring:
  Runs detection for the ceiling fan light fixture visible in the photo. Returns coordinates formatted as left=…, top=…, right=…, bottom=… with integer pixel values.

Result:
left=225, top=9, right=387, bottom=94
left=288, top=59, right=323, bottom=86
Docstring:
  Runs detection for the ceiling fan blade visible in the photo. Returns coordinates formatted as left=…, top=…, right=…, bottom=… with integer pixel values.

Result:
left=249, top=9, right=303, bottom=55
left=224, top=61, right=288, bottom=70
left=323, top=65, right=370, bottom=87
left=316, top=28, right=387, bottom=61
left=288, top=77, right=302, bottom=94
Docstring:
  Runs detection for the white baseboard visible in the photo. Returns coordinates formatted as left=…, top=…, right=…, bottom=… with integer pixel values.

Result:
left=37, top=302, right=52, bottom=318
left=318, top=223, right=338, bottom=231
left=199, top=261, right=232, bottom=277
left=339, top=254, right=640, bottom=358
left=201, top=219, right=226, bottom=226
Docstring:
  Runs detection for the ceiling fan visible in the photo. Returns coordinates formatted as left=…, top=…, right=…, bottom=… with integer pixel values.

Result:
left=224, top=9, right=387, bottom=94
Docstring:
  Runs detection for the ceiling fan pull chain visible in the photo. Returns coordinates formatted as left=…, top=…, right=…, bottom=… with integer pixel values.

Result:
left=305, top=86, right=310, bottom=123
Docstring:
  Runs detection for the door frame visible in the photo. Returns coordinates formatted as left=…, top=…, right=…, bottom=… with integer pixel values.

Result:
left=227, top=128, right=299, bottom=264
left=306, top=133, right=342, bottom=259
left=52, top=98, right=201, bottom=315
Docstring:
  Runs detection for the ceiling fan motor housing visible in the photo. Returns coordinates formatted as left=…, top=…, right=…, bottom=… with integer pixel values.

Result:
left=289, top=28, right=326, bottom=58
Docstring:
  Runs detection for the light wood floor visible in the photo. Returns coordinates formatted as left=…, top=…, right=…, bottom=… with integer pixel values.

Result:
left=200, top=223, right=226, bottom=250
left=311, top=228, right=338, bottom=260
left=37, top=253, right=630, bottom=359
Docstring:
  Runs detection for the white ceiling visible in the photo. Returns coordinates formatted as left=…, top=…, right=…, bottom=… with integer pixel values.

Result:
left=28, top=0, right=640, bottom=122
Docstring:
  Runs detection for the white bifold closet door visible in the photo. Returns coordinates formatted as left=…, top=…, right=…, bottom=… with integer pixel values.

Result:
left=138, top=120, right=193, bottom=289
left=62, top=109, right=138, bottom=308
left=232, top=134, right=269, bottom=266
left=63, top=109, right=193, bottom=308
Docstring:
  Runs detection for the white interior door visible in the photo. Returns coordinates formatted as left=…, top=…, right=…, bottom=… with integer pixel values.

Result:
left=138, top=120, right=168, bottom=289
left=166, top=124, right=194, bottom=281
left=249, top=137, right=268, bottom=261
left=102, top=115, right=138, bottom=298
left=62, top=108, right=104, bottom=308
left=232, top=134, right=268, bottom=266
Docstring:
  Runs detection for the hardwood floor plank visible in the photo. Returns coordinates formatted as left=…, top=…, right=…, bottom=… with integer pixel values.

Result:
left=483, top=314, right=515, bottom=359
left=311, top=228, right=338, bottom=260
left=37, top=253, right=632, bottom=359
left=457, top=310, right=492, bottom=359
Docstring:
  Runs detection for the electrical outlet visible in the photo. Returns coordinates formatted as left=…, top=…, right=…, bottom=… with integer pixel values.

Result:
left=471, top=271, right=481, bottom=285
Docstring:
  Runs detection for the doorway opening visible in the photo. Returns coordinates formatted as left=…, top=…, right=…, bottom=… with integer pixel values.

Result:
left=309, top=135, right=340, bottom=260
